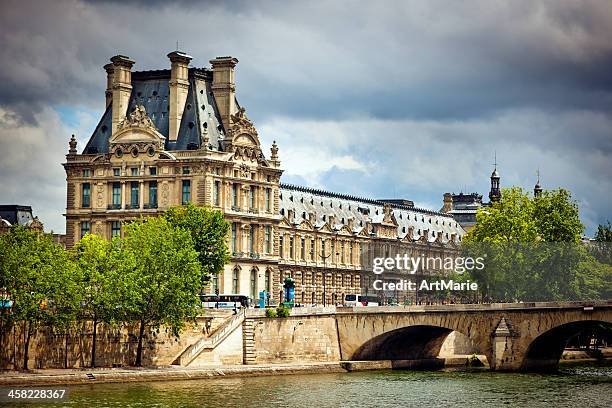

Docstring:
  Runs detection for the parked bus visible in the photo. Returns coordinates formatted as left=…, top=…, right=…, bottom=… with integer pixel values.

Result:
left=344, top=294, right=379, bottom=307
left=199, top=294, right=249, bottom=309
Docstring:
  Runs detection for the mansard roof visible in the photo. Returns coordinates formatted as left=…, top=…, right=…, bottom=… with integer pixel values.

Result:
left=83, top=68, right=227, bottom=154
left=279, top=184, right=465, bottom=243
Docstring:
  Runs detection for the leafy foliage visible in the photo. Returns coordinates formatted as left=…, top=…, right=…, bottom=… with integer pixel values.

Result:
left=276, top=304, right=291, bottom=318
left=462, top=187, right=609, bottom=302
left=0, top=227, right=80, bottom=369
left=74, top=234, right=137, bottom=367
left=120, top=217, right=202, bottom=366
left=466, top=187, right=583, bottom=243
left=163, top=203, right=229, bottom=285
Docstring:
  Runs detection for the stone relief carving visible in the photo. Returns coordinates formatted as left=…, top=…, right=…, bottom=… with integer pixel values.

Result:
left=229, top=107, right=258, bottom=138
left=117, top=105, right=155, bottom=131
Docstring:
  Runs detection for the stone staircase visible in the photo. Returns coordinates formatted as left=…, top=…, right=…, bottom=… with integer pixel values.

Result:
left=173, top=309, right=246, bottom=366
left=242, top=319, right=256, bottom=365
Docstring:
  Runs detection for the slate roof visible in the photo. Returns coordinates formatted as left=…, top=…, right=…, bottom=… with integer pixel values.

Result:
left=83, top=68, right=226, bottom=154
left=279, top=184, right=465, bottom=243
left=0, top=205, right=35, bottom=226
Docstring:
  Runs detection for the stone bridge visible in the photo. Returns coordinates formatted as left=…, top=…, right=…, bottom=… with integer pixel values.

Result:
left=244, top=301, right=612, bottom=371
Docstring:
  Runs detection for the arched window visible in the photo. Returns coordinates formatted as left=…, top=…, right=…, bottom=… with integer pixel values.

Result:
left=232, top=268, right=239, bottom=294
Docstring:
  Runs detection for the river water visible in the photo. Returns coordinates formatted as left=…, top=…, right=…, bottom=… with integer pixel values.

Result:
left=13, top=363, right=612, bottom=408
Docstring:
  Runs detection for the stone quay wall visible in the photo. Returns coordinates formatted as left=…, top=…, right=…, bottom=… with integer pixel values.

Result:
left=0, top=310, right=233, bottom=370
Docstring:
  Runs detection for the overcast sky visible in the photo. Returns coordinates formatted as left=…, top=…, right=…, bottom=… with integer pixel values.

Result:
left=1, top=0, right=611, bottom=235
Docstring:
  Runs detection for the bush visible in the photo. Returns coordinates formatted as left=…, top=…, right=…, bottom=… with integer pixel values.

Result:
left=467, top=353, right=484, bottom=367
left=276, top=304, right=291, bottom=318
left=265, top=308, right=277, bottom=318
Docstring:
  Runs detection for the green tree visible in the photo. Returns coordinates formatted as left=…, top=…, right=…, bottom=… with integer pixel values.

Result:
left=594, top=221, right=612, bottom=242
left=533, top=189, right=583, bottom=242
left=120, top=217, right=202, bottom=366
left=163, top=203, right=230, bottom=286
left=466, top=187, right=583, bottom=243
left=74, top=234, right=136, bottom=368
left=0, top=227, right=80, bottom=369
left=463, top=187, right=588, bottom=302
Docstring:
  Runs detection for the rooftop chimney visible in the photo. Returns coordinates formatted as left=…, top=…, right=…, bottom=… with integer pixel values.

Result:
left=103, top=63, right=114, bottom=109
left=109, top=55, right=135, bottom=135
left=167, top=51, right=192, bottom=142
left=209, top=56, right=238, bottom=133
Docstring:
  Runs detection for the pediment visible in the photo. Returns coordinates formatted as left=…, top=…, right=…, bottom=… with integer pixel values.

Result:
left=110, top=105, right=165, bottom=147
left=316, top=222, right=333, bottom=233
left=234, top=133, right=259, bottom=146
left=297, top=219, right=314, bottom=230
left=336, top=225, right=353, bottom=235
left=279, top=217, right=292, bottom=228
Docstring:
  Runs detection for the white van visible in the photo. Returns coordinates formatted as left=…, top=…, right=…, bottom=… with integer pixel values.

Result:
left=344, top=294, right=379, bottom=307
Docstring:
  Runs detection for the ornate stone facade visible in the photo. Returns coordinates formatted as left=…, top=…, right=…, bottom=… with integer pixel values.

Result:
left=64, top=51, right=465, bottom=305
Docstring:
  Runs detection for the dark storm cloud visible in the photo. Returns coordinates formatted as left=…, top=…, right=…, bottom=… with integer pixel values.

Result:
left=0, top=0, right=610, bottom=234
left=1, top=0, right=611, bottom=123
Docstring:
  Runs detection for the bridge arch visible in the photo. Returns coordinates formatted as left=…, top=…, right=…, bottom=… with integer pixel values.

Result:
left=521, top=320, right=612, bottom=371
left=351, top=325, right=456, bottom=361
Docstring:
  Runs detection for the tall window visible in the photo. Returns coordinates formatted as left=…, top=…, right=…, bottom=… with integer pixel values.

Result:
left=279, top=235, right=284, bottom=259
left=112, top=182, right=121, bottom=207
left=250, top=269, right=257, bottom=300
left=321, top=239, right=326, bottom=258
left=213, top=180, right=220, bottom=206
left=232, top=184, right=238, bottom=208
left=349, top=242, right=354, bottom=264
left=265, top=270, right=271, bottom=294
left=232, top=268, right=239, bottom=294
left=130, top=182, right=139, bottom=207
left=249, top=224, right=256, bottom=254
left=182, top=180, right=191, bottom=205
left=148, top=181, right=158, bottom=207
left=212, top=274, right=219, bottom=294
left=311, top=238, right=315, bottom=260
left=111, top=221, right=121, bottom=237
left=301, top=238, right=306, bottom=260
left=265, top=226, right=271, bottom=254
left=341, top=241, right=345, bottom=263
left=289, top=236, right=294, bottom=259
left=231, top=222, right=237, bottom=253
left=80, top=221, right=90, bottom=238
left=331, top=240, right=335, bottom=262
left=265, top=188, right=271, bottom=212
left=249, top=186, right=255, bottom=209
left=82, top=183, right=91, bottom=208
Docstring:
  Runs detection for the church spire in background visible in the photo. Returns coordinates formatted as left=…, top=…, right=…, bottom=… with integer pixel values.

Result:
left=534, top=169, right=542, bottom=198
left=489, top=151, right=501, bottom=203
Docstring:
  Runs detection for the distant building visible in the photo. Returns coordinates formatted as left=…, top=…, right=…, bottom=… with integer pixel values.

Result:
left=0, top=205, right=43, bottom=234
left=440, top=193, right=484, bottom=231
left=440, top=166, right=502, bottom=231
